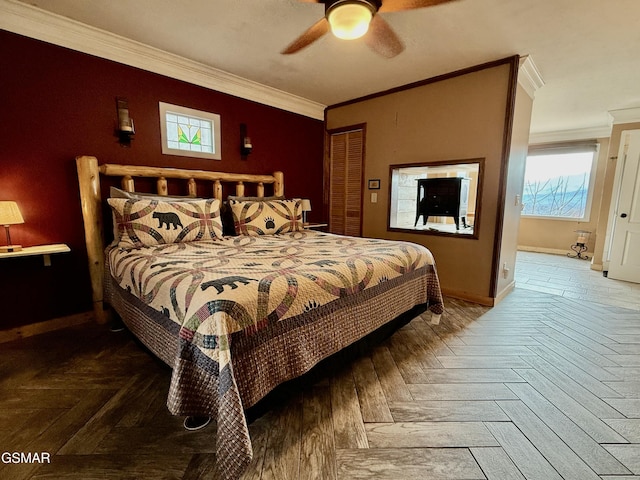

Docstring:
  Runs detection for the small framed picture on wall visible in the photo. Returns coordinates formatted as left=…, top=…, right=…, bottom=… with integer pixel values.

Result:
left=368, top=179, right=380, bottom=190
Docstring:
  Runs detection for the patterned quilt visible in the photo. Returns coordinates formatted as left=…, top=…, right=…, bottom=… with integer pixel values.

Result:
left=105, top=231, right=443, bottom=479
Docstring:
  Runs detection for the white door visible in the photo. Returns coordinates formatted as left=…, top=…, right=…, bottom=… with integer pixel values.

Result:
left=608, top=130, right=640, bottom=283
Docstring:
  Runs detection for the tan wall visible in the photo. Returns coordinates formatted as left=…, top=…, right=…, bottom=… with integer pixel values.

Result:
left=497, top=83, right=533, bottom=298
left=326, top=60, right=516, bottom=303
left=518, top=138, right=610, bottom=259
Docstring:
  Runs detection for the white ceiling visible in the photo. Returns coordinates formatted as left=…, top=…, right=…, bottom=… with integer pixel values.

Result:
left=7, top=0, right=640, bottom=139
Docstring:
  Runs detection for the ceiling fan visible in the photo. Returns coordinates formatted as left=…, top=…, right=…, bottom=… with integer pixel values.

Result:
left=281, top=0, right=457, bottom=58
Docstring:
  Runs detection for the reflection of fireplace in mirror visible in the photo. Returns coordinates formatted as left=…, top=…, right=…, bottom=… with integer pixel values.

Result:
left=388, top=159, right=481, bottom=237
left=415, top=177, right=470, bottom=230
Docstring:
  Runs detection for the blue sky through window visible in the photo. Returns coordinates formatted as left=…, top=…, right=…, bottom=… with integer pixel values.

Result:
left=522, top=151, right=594, bottom=219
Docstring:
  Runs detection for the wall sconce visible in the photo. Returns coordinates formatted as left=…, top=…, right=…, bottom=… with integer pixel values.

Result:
left=240, top=123, right=252, bottom=158
left=115, top=97, right=135, bottom=147
left=0, top=201, right=25, bottom=252
left=301, top=199, right=311, bottom=224
left=568, top=229, right=591, bottom=260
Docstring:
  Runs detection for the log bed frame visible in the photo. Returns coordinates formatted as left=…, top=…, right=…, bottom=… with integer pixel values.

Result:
left=76, top=155, right=284, bottom=325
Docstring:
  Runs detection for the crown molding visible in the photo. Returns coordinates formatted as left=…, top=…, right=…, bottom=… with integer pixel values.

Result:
left=530, top=102, right=640, bottom=145
left=609, top=107, right=640, bottom=125
left=529, top=125, right=612, bottom=144
left=0, top=0, right=326, bottom=120
left=518, top=55, right=544, bottom=99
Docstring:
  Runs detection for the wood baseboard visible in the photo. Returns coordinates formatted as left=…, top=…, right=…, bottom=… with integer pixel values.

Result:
left=441, top=287, right=495, bottom=306
left=494, top=281, right=515, bottom=305
left=518, top=245, right=575, bottom=256
left=0, top=311, right=94, bottom=344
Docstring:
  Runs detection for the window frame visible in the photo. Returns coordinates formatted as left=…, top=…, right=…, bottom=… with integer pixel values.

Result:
left=159, top=102, right=222, bottom=160
left=522, top=142, right=599, bottom=222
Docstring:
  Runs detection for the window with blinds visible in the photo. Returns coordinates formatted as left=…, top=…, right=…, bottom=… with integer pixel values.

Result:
left=329, top=129, right=364, bottom=236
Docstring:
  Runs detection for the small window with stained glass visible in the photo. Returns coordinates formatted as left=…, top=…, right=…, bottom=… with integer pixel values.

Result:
left=159, top=102, right=221, bottom=160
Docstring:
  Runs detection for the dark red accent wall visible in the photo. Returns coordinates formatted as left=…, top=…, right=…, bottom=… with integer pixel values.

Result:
left=0, top=30, right=325, bottom=329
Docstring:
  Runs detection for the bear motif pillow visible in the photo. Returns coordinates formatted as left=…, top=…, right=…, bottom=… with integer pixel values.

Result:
left=107, top=198, right=223, bottom=248
left=230, top=199, right=302, bottom=236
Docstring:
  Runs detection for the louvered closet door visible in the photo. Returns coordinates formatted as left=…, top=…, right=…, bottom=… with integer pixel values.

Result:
left=329, top=129, right=363, bottom=236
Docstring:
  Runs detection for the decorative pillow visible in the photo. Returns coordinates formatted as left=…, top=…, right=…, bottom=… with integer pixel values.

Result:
left=230, top=199, right=302, bottom=236
left=107, top=198, right=223, bottom=247
left=223, top=195, right=285, bottom=236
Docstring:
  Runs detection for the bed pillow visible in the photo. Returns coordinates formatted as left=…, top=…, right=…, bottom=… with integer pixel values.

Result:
left=230, top=199, right=302, bottom=236
left=107, top=197, right=223, bottom=248
left=108, top=187, right=206, bottom=243
left=227, top=195, right=285, bottom=202
left=110, top=186, right=202, bottom=202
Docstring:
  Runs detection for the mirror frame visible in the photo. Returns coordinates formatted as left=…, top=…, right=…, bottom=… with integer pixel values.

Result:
left=387, top=158, right=484, bottom=239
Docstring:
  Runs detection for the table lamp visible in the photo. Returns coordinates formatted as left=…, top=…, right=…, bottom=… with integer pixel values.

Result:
left=0, top=201, right=24, bottom=252
left=301, top=199, right=311, bottom=224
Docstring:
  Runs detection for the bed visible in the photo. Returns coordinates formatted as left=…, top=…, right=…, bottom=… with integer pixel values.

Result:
left=76, top=155, right=444, bottom=480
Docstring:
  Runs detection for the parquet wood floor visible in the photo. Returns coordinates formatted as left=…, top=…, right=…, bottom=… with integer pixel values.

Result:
left=1, top=284, right=639, bottom=479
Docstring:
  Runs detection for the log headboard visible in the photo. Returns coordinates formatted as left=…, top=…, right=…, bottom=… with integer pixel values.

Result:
left=75, top=155, right=284, bottom=324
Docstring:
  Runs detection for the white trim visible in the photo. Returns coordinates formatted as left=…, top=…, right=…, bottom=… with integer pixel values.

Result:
left=529, top=125, right=612, bottom=144
left=609, top=107, right=640, bottom=125
left=518, top=55, right=544, bottom=99
left=0, top=0, right=326, bottom=120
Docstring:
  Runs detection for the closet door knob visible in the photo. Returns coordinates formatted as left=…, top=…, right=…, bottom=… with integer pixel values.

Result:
left=620, top=213, right=628, bottom=218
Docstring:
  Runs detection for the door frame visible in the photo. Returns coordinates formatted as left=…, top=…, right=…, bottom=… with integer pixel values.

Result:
left=324, top=123, right=367, bottom=235
left=603, top=129, right=640, bottom=279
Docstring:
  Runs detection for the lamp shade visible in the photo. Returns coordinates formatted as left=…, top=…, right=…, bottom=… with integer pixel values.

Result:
left=327, top=1, right=373, bottom=40
left=575, top=230, right=591, bottom=245
left=301, top=199, right=312, bottom=212
left=0, top=201, right=24, bottom=226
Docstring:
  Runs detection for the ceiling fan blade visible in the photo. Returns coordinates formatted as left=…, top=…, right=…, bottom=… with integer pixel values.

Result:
left=379, top=0, right=457, bottom=13
left=364, top=15, right=404, bottom=58
left=281, top=17, right=330, bottom=54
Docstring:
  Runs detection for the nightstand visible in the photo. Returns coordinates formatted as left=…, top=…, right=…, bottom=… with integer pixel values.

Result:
left=0, top=243, right=70, bottom=266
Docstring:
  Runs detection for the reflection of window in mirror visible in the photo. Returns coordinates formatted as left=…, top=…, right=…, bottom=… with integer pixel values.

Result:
left=388, top=159, right=482, bottom=238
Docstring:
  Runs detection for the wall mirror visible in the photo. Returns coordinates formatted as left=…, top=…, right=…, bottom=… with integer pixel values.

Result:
left=388, top=159, right=483, bottom=238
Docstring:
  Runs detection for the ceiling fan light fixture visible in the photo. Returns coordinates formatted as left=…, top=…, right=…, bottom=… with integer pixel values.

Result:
left=327, top=1, right=374, bottom=40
